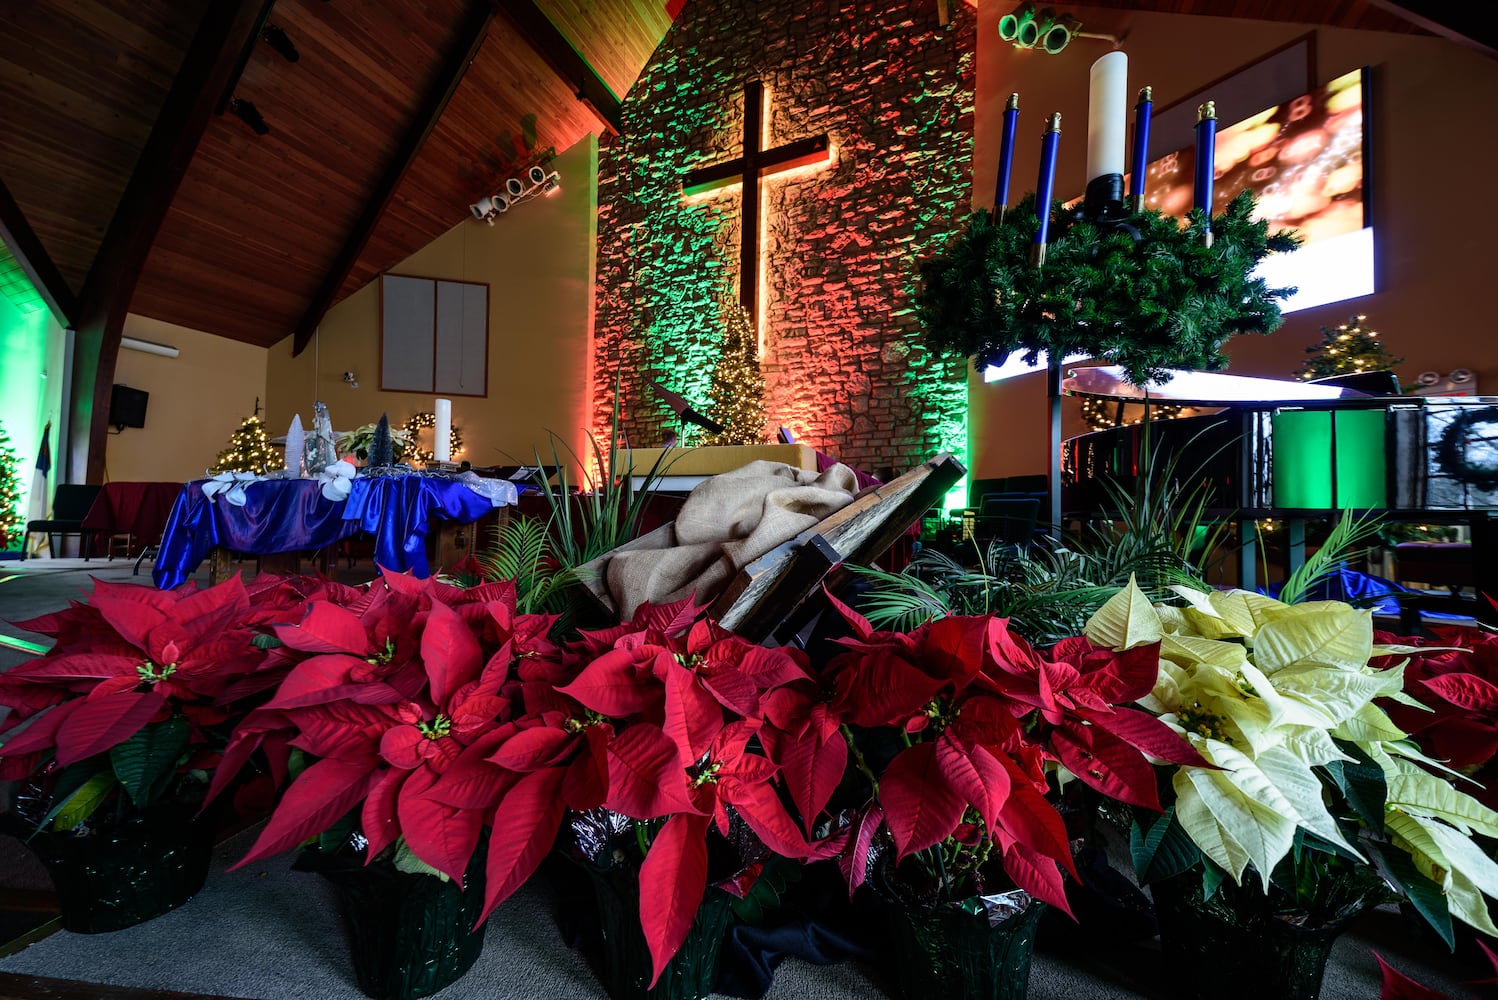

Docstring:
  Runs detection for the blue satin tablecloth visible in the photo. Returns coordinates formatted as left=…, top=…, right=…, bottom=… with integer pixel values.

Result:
left=152, top=475, right=503, bottom=589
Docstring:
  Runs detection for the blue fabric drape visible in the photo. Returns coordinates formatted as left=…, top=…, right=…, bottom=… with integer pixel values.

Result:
left=153, top=477, right=498, bottom=590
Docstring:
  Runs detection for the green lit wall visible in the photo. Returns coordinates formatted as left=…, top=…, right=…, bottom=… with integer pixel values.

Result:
left=592, top=0, right=975, bottom=488
left=0, top=277, right=65, bottom=521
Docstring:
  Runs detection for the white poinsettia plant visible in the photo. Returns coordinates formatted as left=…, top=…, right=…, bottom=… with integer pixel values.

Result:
left=1085, top=579, right=1498, bottom=940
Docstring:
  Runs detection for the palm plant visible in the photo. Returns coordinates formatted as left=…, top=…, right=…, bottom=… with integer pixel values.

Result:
left=528, top=383, right=676, bottom=571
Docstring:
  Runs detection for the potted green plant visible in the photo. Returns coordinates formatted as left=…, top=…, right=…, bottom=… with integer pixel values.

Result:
left=216, top=569, right=561, bottom=1000
left=819, top=589, right=1202, bottom=1000
left=1089, top=579, right=1498, bottom=998
left=0, top=574, right=311, bottom=931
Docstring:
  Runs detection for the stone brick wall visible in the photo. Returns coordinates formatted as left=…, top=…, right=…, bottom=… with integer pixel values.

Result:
left=593, top=0, right=975, bottom=476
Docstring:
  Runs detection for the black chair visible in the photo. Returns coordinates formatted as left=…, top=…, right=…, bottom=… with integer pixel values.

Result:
left=22, top=484, right=102, bottom=560
left=976, top=495, right=1041, bottom=556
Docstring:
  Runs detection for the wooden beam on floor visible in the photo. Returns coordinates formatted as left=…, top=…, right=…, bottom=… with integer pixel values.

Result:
left=292, top=0, right=495, bottom=357
left=66, top=0, right=269, bottom=484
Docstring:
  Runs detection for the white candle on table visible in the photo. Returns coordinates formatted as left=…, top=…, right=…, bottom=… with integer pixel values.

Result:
left=1086, top=51, right=1128, bottom=183
left=434, top=398, right=452, bottom=463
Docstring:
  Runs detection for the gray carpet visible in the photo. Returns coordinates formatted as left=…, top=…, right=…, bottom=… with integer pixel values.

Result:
left=0, top=822, right=1476, bottom=1000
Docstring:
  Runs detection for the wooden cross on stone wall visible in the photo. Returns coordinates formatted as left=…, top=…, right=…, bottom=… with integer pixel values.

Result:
left=682, top=80, right=831, bottom=327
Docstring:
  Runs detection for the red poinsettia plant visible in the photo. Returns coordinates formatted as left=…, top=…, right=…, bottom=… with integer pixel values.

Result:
left=547, top=597, right=845, bottom=986
left=818, top=591, right=1204, bottom=916
left=0, top=574, right=321, bottom=830
left=217, top=569, right=572, bottom=913
left=1376, top=608, right=1498, bottom=809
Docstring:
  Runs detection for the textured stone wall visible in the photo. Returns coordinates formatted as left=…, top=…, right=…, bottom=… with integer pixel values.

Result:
left=593, top=0, right=975, bottom=476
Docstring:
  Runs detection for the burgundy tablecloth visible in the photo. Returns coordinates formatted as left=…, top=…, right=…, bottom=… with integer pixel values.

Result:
left=79, top=481, right=183, bottom=549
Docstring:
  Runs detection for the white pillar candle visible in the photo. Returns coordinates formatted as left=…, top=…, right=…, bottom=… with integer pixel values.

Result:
left=434, top=398, right=452, bottom=462
left=1086, top=51, right=1128, bottom=183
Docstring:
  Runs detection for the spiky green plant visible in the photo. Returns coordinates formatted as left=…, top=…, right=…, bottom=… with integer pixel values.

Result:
left=476, top=513, right=572, bottom=615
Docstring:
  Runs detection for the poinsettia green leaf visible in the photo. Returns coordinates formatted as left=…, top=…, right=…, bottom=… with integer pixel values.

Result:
left=1085, top=577, right=1160, bottom=651
left=1323, top=751, right=1387, bottom=832
left=47, top=769, right=117, bottom=832
left=1373, top=842, right=1454, bottom=951
left=1130, top=807, right=1201, bottom=884
left=1252, top=605, right=1372, bottom=675
left=1200, top=859, right=1227, bottom=900
left=109, top=717, right=190, bottom=806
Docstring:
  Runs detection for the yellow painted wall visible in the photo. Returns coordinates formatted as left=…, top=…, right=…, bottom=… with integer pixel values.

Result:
left=105, top=315, right=268, bottom=483
left=967, top=4, right=1498, bottom=481
left=265, top=135, right=599, bottom=474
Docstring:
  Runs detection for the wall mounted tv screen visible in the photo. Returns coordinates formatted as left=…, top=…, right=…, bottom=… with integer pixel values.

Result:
left=1141, top=66, right=1372, bottom=315
left=984, top=67, right=1372, bottom=383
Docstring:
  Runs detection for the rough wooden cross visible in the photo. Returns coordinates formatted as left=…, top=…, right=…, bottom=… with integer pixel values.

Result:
left=682, top=80, right=830, bottom=319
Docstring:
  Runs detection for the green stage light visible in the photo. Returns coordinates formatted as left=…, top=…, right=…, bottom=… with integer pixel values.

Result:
left=1042, top=14, right=1082, bottom=53
left=997, top=3, right=1035, bottom=44
left=1016, top=8, right=1054, bottom=48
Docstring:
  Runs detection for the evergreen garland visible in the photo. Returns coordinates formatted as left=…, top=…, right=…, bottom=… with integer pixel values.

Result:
left=702, top=304, right=768, bottom=446
left=0, top=422, right=22, bottom=547
left=917, top=190, right=1301, bottom=385
left=211, top=412, right=281, bottom=474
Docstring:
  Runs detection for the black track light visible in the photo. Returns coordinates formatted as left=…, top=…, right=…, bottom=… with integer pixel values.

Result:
left=229, top=98, right=270, bottom=136
left=262, top=24, right=300, bottom=62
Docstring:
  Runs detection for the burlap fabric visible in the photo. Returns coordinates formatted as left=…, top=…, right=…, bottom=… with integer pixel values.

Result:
left=606, top=460, right=858, bottom=616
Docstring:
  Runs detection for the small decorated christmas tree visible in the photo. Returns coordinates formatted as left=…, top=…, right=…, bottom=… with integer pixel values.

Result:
left=211, top=403, right=281, bottom=474
left=1295, top=313, right=1403, bottom=381
left=0, top=421, right=23, bottom=547
left=702, top=304, right=767, bottom=446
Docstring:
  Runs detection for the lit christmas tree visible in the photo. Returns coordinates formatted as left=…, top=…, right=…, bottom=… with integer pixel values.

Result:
left=702, top=304, right=768, bottom=446
left=211, top=403, right=281, bottom=474
left=1295, top=313, right=1403, bottom=381
left=0, top=421, right=22, bottom=547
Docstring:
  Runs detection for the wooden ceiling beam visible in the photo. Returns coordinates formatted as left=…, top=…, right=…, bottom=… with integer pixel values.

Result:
left=292, top=0, right=495, bottom=357
left=0, top=176, right=78, bottom=328
left=1364, top=0, right=1498, bottom=57
left=67, top=0, right=270, bottom=484
left=497, top=0, right=623, bottom=136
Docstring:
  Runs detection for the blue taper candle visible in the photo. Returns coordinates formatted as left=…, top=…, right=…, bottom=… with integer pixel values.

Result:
left=1031, top=113, right=1062, bottom=267
left=1194, top=101, right=1217, bottom=244
left=995, top=92, right=1020, bottom=217
left=1129, top=86, right=1152, bottom=212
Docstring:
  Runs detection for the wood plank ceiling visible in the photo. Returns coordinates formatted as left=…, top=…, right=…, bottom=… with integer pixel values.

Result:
left=0, top=0, right=673, bottom=349
left=0, top=0, right=1464, bottom=354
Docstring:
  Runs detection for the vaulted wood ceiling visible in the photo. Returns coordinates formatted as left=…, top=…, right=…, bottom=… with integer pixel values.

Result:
left=0, top=0, right=1483, bottom=358
left=0, top=0, right=672, bottom=349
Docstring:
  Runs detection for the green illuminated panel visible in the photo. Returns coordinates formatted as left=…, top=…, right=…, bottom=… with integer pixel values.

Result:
left=1272, top=409, right=1386, bottom=509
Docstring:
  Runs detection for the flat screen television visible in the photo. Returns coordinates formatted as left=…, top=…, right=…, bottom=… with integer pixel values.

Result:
left=109, top=383, right=149, bottom=429
left=986, top=67, right=1373, bottom=382
left=1141, top=66, right=1373, bottom=316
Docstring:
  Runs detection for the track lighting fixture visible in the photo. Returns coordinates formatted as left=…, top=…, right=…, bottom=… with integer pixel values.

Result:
left=262, top=24, right=299, bottom=62
left=468, top=161, right=562, bottom=222
left=229, top=98, right=269, bottom=135
left=997, top=4, right=1087, bottom=53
